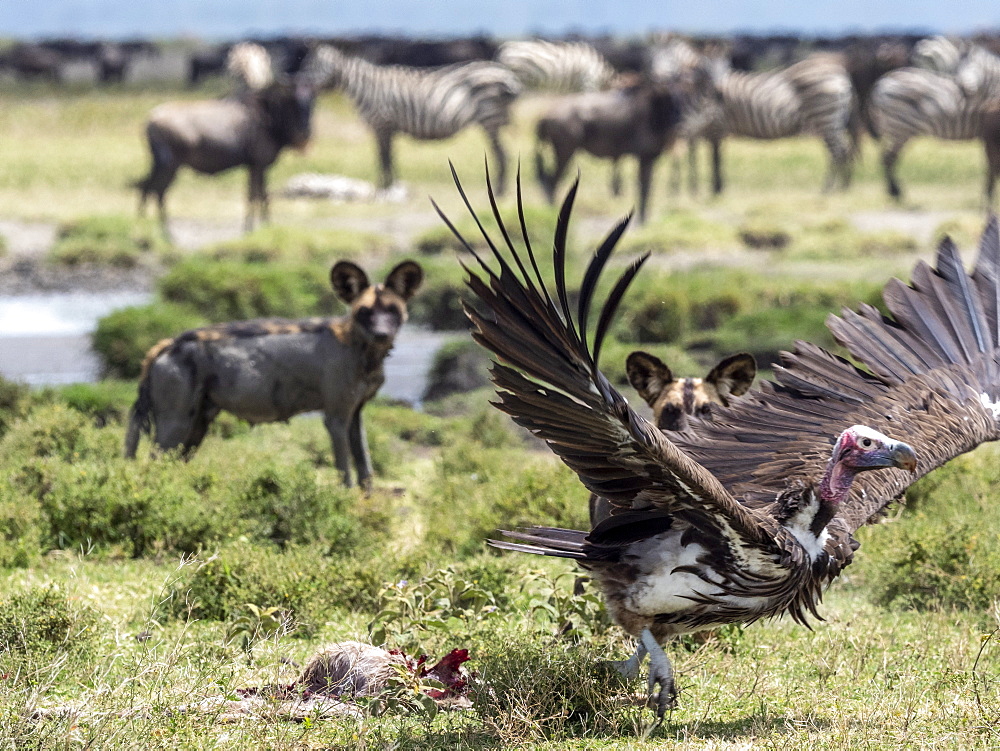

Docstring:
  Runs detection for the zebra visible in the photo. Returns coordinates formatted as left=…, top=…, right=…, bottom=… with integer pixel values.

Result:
left=955, top=43, right=1000, bottom=99
left=496, top=40, right=616, bottom=93
left=654, top=40, right=856, bottom=195
left=226, top=41, right=273, bottom=93
left=868, top=48, right=996, bottom=200
left=304, top=44, right=522, bottom=193
left=911, top=35, right=968, bottom=74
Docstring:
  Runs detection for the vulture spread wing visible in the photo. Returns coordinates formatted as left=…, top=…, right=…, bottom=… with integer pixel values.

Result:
left=676, top=220, right=1000, bottom=536
left=437, top=168, right=778, bottom=547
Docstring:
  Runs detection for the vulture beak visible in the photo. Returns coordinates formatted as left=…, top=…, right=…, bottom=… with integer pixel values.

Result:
left=889, top=442, right=918, bottom=473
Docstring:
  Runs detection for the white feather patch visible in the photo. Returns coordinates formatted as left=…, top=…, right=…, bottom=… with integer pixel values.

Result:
left=981, top=392, right=1000, bottom=419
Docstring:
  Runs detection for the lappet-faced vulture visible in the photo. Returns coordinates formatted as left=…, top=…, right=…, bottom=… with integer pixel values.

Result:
left=437, top=166, right=1000, bottom=718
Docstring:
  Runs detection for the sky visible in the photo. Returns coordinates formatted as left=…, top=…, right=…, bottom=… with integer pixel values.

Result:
left=3, top=0, right=999, bottom=40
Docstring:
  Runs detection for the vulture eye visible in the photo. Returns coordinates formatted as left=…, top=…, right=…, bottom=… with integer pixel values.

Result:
left=859, top=437, right=874, bottom=449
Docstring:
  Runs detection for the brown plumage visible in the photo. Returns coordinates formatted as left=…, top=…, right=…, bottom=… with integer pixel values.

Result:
left=437, top=166, right=1000, bottom=717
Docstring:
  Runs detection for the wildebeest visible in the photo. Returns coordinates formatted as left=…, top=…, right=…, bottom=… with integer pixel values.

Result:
left=135, top=75, right=315, bottom=232
left=534, top=76, right=685, bottom=222
left=124, top=260, right=423, bottom=488
left=589, top=351, right=756, bottom=526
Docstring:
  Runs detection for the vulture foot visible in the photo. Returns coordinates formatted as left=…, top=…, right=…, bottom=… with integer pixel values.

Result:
left=610, top=641, right=647, bottom=681
left=641, top=629, right=677, bottom=718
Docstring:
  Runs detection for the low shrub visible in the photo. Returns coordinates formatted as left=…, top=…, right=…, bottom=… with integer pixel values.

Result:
left=48, top=214, right=171, bottom=267
left=0, top=375, right=33, bottom=439
left=402, top=256, right=470, bottom=330
left=160, top=543, right=404, bottom=631
left=206, top=225, right=394, bottom=264
left=422, top=338, right=491, bottom=401
left=473, top=637, right=639, bottom=741
left=420, top=445, right=584, bottom=557
left=0, top=403, right=93, bottom=461
left=158, top=258, right=336, bottom=321
left=856, top=445, right=1000, bottom=616
left=92, top=302, right=208, bottom=379
left=43, top=380, right=136, bottom=426
left=0, top=476, right=42, bottom=568
left=0, top=586, right=101, bottom=657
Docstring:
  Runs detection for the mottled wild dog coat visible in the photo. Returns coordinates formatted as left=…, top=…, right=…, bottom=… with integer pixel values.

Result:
left=124, top=260, right=423, bottom=488
left=589, top=351, right=756, bottom=526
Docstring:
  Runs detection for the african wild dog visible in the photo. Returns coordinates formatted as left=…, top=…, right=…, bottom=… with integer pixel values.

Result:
left=124, top=260, right=423, bottom=488
left=588, top=351, right=756, bottom=526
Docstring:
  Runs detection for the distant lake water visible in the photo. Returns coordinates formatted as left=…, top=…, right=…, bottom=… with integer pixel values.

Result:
left=0, top=291, right=459, bottom=405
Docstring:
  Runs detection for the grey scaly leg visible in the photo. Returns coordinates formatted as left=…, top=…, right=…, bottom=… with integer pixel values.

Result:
left=611, top=639, right=648, bottom=681
left=640, top=628, right=677, bottom=718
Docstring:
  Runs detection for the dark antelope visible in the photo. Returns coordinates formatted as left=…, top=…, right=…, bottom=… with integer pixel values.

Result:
left=124, top=260, right=423, bottom=488
left=589, top=351, right=756, bottom=526
left=534, top=75, right=685, bottom=222
left=136, top=75, right=315, bottom=233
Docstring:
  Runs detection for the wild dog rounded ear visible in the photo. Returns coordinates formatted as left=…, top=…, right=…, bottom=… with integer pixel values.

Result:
left=706, top=352, right=756, bottom=402
left=330, top=261, right=370, bottom=303
left=384, top=261, right=424, bottom=300
left=626, top=351, right=672, bottom=407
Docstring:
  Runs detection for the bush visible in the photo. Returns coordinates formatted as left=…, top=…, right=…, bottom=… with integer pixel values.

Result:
left=206, top=225, right=394, bottom=264
left=159, top=258, right=336, bottom=321
left=473, top=637, right=638, bottom=741
left=402, top=256, right=470, bottom=330
left=235, top=463, right=371, bottom=550
left=160, top=543, right=402, bottom=630
left=92, top=302, right=208, bottom=379
left=48, top=214, right=171, bottom=268
left=0, top=375, right=32, bottom=439
left=0, top=476, right=42, bottom=568
left=422, top=338, right=491, bottom=401
left=43, top=380, right=136, bottom=426
left=0, top=586, right=101, bottom=657
left=857, top=445, right=1000, bottom=616
left=0, top=403, right=92, bottom=461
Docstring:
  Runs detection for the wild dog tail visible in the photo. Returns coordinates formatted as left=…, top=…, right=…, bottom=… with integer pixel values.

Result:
left=123, top=337, right=172, bottom=458
left=124, top=377, right=152, bottom=458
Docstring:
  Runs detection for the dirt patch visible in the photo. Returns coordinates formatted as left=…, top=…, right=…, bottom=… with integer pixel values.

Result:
left=849, top=209, right=957, bottom=245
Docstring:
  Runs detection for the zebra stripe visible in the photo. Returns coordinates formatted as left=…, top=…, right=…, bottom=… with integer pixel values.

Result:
left=497, top=40, right=615, bottom=92
left=304, top=45, right=521, bottom=191
left=911, top=36, right=968, bottom=74
left=871, top=68, right=982, bottom=143
left=306, top=45, right=521, bottom=140
left=956, top=44, right=1000, bottom=100
left=653, top=40, right=855, bottom=192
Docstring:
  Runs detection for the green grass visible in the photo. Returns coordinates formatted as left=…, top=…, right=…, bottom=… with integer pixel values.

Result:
left=0, top=85, right=999, bottom=748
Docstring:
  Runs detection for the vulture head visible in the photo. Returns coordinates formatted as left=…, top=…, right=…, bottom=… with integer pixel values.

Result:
left=820, top=425, right=917, bottom=504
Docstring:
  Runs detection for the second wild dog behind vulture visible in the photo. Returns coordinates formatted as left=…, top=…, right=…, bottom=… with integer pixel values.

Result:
left=439, top=168, right=1000, bottom=718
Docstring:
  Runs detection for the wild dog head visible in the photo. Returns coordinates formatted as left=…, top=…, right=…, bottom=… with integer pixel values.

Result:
left=625, top=351, right=756, bottom=431
left=331, top=260, right=424, bottom=346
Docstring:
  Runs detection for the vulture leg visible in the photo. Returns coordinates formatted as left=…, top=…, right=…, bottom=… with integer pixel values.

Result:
left=611, top=640, right=647, bottom=681
left=641, top=628, right=677, bottom=718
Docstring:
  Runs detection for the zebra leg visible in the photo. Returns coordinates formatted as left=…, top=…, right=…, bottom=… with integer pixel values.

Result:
left=636, top=155, right=655, bottom=223
left=687, top=137, right=699, bottom=196
left=610, top=158, right=623, bottom=197
left=485, top=127, right=508, bottom=196
left=376, top=131, right=395, bottom=190
left=881, top=138, right=906, bottom=201
left=710, top=138, right=724, bottom=195
left=984, top=134, right=1000, bottom=206
left=246, top=166, right=266, bottom=232
left=821, top=131, right=852, bottom=192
